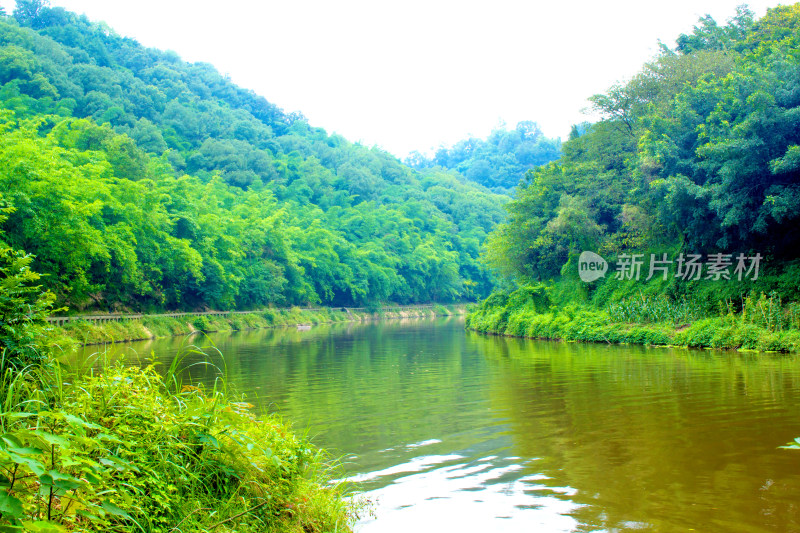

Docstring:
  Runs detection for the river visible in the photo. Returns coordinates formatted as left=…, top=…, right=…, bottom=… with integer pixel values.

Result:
left=84, top=316, right=800, bottom=532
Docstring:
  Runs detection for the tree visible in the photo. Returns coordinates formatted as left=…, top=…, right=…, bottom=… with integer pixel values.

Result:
left=0, top=199, right=56, bottom=370
left=13, top=0, right=50, bottom=29
left=675, top=5, right=754, bottom=53
left=412, top=122, right=561, bottom=192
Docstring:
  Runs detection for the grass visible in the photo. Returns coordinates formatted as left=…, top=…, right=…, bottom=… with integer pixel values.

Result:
left=0, top=347, right=366, bottom=532
left=44, top=306, right=467, bottom=348
left=467, top=288, right=800, bottom=353
left=607, top=294, right=706, bottom=325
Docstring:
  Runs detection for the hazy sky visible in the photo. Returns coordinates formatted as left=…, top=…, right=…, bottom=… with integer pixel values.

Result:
left=3, top=0, right=785, bottom=157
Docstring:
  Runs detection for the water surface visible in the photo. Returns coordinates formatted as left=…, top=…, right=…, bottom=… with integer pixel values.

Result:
left=86, top=317, right=800, bottom=532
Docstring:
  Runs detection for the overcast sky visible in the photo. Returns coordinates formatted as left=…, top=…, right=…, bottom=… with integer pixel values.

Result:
left=3, top=0, right=785, bottom=157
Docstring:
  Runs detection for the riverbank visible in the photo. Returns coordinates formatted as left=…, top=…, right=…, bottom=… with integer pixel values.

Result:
left=46, top=304, right=466, bottom=347
left=466, top=300, right=800, bottom=353
left=1, top=360, right=363, bottom=532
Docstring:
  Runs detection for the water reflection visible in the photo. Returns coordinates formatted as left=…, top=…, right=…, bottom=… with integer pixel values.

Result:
left=82, top=318, right=800, bottom=532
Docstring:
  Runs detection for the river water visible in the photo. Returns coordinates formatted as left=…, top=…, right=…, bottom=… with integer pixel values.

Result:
left=86, top=316, right=800, bottom=532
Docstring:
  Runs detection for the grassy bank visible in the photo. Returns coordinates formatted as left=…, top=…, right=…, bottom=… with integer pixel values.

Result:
left=466, top=290, right=800, bottom=353
left=2, top=303, right=466, bottom=531
left=46, top=305, right=466, bottom=347
left=0, top=236, right=373, bottom=532
left=0, top=357, right=363, bottom=532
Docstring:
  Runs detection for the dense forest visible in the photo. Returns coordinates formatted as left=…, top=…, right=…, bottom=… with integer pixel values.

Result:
left=405, top=121, right=561, bottom=193
left=469, top=5, right=800, bottom=350
left=0, top=0, right=508, bottom=313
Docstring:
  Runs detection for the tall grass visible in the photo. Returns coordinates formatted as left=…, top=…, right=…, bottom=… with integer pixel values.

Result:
left=0, top=346, right=362, bottom=532
left=607, top=293, right=705, bottom=325
left=469, top=288, right=800, bottom=352
left=739, top=292, right=800, bottom=332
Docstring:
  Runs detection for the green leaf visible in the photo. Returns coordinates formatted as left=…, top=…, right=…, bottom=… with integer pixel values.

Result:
left=62, top=414, right=102, bottom=431
left=20, top=522, right=67, bottom=533
left=0, top=435, right=23, bottom=448
left=16, top=430, right=70, bottom=449
left=100, top=501, right=132, bottom=520
left=0, top=489, right=23, bottom=519
left=39, top=471, right=82, bottom=491
left=3, top=413, right=36, bottom=421
left=1, top=435, right=44, bottom=456
left=99, top=455, right=138, bottom=473
left=75, top=509, right=102, bottom=521
left=94, top=433, right=123, bottom=444
left=36, top=433, right=71, bottom=448
left=5, top=445, right=44, bottom=455
left=83, top=470, right=102, bottom=485
left=197, top=432, right=219, bottom=449
left=4, top=451, right=46, bottom=477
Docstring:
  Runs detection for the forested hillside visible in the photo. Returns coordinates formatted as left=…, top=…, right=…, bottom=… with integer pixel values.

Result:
left=0, top=1, right=507, bottom=312
left=406, top=121, right=561, bottom=192
left=469, top=5, right=800, bottom=350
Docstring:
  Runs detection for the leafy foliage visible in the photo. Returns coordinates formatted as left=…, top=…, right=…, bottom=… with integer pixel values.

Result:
left=483, top=5, right=800, bottom=304
left=406, top=121, right=561, bottom=192
left=606, top=294, right=706, bottom=325
left=0, top=363, right=359, bottom=532
left=473, top=5, right=800, bottom=350
left=467, top=286, right=800, bottom=352
left=0, top=199, right=56, bottom=370
left=0, top=9, right=507, bottom=311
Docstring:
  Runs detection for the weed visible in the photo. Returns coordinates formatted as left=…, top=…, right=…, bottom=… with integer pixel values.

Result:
left=0, top=351, right=360, bottom=532
left=607, top=293, right=705, bottom=325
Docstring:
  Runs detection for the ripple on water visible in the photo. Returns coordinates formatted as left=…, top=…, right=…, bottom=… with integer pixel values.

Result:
left=353, top=444, right=583, bottom=533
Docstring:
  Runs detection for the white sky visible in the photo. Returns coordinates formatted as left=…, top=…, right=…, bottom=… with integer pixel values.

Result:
left=3, top=0, right=786, bottom=157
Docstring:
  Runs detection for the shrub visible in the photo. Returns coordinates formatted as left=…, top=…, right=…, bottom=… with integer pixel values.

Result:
left=0, top=364, right=360, bottom=532
left=0, top=246, right=57, bottom=370
left=192, top=315, right=211, bottom=333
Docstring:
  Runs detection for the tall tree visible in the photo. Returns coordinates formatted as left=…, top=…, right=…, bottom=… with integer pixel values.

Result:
left=13, top=0, right=50, bottom=28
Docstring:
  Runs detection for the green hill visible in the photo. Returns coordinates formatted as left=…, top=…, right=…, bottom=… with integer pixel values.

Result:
left=469, top=5, right=800, bottom=350
left=405, top=121, right=561, bottom=193
left=0, top=1, right=507, bottom=312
